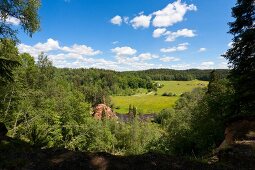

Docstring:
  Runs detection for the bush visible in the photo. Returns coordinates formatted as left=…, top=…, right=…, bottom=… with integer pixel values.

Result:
left=162, top=92, right=176, bottom=96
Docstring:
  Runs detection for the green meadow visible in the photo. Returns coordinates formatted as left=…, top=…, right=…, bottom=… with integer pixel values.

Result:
left=111, top=80, right=208, bottom=114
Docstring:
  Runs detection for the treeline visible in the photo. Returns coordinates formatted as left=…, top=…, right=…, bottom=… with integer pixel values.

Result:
left=59, top=68, right=229, bottom=103
left=59, top=68, right=156, bottom=105
left=124, top=69, right=229, bottom=81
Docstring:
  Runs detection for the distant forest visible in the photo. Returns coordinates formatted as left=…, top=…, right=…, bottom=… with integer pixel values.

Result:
left=61, top=67, right=229, bottom=104
left=122, top=68, right=229, bottom=81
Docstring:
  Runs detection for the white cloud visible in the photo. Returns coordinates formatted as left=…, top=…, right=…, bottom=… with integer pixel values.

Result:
left=34, top=38, right=60, bottom=52
left=170, top=64, right=190, bottom=69
left=165, top=28, right=195, bottom=42
left=136, top=53, right=159, bottom=61
left=112, top=41, right=119, bottom=45
left=160, top=56, right=180, bottom=62
left=152, top=0, right=197, bottom=27
left=153, top=28, right=167, bottom=38
left=18, top=43, right=39, bottom=57
left=198, top=48, right=207, bottom=52
left=0, top=15, right=20, bottom=25
left=123, top=17, right=129, bottom=24
left=18, top=38, right=60, bottom=58
left=200, top=61, right=214, bottom=69
left=153, top=28, right=196, bottom=42
left=111, top=46, right=137, bottom=57
left=160, top=42, right=189, bottom=53
left=228, top=42, right=233, bottom=47
left=130, top=14, right=152, bottom=29
left=61, top=44, right=101, bottom=56
left=18, top=38, right=101, bottom=60
left=110, top=15, right=122, bottom=25
left=6, top=16, right=20, bottom=25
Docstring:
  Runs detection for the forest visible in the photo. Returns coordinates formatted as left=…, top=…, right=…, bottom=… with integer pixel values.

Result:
left=0, top=0, right=254, bottom=169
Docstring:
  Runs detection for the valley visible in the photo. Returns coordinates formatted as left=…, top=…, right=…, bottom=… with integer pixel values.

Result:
left=111, top=80, right=208, bottom=114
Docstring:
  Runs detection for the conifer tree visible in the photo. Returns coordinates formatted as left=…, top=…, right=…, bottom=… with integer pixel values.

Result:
left=223, top=0, right=255, bottom=115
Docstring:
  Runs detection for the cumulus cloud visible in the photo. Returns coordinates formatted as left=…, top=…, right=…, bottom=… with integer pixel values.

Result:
left=153, top=28, right=195, bottom=42
left=198, top=48, right=207, bottom=52
left=18, top=38, right=102, bottom=60
left=152, top=0, right=197, bottom=27
left=6, top=16, right=20, bottom=25
left=200, top=61, right=214, bottom=69
left=160, top=56, right=180, bottom=62
left=130, top=14, right=152, bottom=29
left=216, top=62, right=229, bottom=69
left=112, top=0, right=197, bottom=31
left=165, top=28, right=195, bottom=42
left=34, top=38, right=60, bottom=52
left=170, top=64, right=190, bottom=69
left=61, top=44, right=101, bottom=56
left=160, top=43, right=189, bottom=53
left=110, top=15, right=122, bottom=25
left=0, top=15, right=20, bottom=25
left=110, top=46, right=162, bottom=70
left=136, top=53, right=159, bottom=61
left=153, top=28, right=167, bottom=38
left=111, top=46, right=137, bottom=57
left=18, top=38, right=60, bottom=58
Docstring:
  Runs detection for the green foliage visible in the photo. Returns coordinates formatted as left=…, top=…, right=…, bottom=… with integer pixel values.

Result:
left=153, top=71, right=235, bottom=156
left=223, top=0, right=255, bottom=116
left=0, top=39, right=20, bottom=83
left=126, top=69, right=229, bottom=81
left=0, top=0, right=40, bottom=40
left=0, top=52, right=164, bottom=155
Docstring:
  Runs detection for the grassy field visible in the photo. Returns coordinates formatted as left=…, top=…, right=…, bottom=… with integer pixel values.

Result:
left=111, top=80, right=208, bottom=114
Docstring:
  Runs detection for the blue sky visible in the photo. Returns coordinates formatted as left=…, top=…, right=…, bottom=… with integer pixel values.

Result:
left=16, top=0, right=236, bottom=71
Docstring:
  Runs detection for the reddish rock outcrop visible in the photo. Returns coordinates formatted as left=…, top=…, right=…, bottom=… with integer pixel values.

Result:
left=93, top=104, right=117, bottom=120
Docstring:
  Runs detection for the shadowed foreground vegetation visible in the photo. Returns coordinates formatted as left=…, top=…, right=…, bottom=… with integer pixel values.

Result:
left=2, top=136, right=254, bottom=170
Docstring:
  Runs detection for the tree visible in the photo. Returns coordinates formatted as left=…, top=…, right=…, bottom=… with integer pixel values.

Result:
left=0, top=39, right=20, bottom=83
left=0, top=0, right=40, bottom=82
left=0, top=0, right=40, bottom=40
left=223, top=0, right=255, bottom=115
left=207, top=70, right=220, bottom=94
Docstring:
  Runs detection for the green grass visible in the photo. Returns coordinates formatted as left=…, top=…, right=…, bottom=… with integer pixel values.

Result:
left=111, top=80, right=208, bottom=114
left=156, top=80, right=208, bottom=95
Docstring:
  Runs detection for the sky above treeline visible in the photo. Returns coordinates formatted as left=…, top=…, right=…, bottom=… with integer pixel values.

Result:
left=16, top=0, right=236, bottom=71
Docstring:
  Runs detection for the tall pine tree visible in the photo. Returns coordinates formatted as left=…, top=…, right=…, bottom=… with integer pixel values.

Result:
left=223, top=0, right=255, bottom=115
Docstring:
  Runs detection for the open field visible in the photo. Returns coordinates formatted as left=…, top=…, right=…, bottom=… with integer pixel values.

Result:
left=111, top=80, right=208, bottom=114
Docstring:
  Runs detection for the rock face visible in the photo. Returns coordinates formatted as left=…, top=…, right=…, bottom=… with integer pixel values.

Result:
left=0, top=122, right=8, bottom=137
left=93, top=104, right=117, bottom=120
left=215, top=116, right=255, bottom=169
left=218, top=116, right=255, bottom=150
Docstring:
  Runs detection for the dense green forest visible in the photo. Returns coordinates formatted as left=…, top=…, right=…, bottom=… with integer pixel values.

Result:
left=0, top=0, right=254, bottom=168
left=125, top=69, right=229, bottom=81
